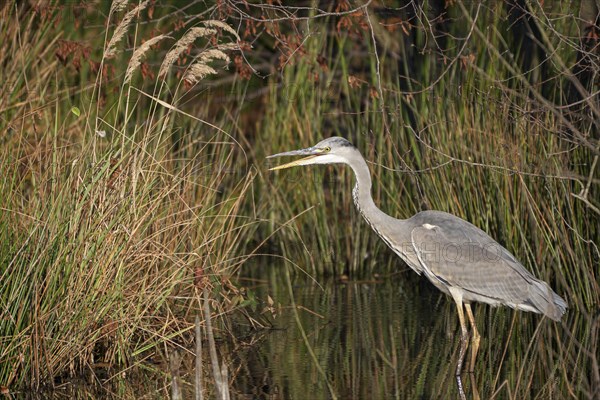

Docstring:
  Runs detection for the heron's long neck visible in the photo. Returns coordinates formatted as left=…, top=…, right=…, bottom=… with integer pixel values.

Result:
left=349, top=156, right=394, bottom=229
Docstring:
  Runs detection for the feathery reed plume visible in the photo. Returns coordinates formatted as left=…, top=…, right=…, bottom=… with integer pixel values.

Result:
left=105, top=0, right=149, bottom=59
left=202, top=20, right=240, bottom=41
left=158, top=27, right=217, bottom=77
left=184, top=64, right=218, bottom=85
left=216, top=43, right=241, bottom=51
left=109, top=0, right=128, bottom=15
left=125, top=34, right=169, bottom=84
left=198, top=49, right=231, bottom=65
left=183, top=48, right=235, bottom=85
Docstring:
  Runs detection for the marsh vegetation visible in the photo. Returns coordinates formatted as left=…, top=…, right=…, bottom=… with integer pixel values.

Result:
left=0, top=1, right=598, bottom=398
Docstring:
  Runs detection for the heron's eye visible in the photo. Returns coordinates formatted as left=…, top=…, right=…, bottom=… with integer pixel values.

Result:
left=323, top=146, right=331, bottom=152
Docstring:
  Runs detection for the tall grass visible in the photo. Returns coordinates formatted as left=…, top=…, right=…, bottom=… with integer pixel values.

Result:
left=0, top=1, right=259, bottom=391
left=259, top=1, right=598, bottom=310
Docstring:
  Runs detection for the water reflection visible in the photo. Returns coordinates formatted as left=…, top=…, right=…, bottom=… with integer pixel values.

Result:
left=230, top=266, right=596, bottom=400
left=20, top=266, right=596, bottom=399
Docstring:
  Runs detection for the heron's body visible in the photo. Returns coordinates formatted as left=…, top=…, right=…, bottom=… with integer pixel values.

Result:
left=362, top=209, right=565, bottom=319
left=268, top=136, right=567, bottom=374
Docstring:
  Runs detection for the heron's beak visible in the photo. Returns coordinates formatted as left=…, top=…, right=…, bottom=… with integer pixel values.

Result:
left=266, top=147, right=324, bottom=171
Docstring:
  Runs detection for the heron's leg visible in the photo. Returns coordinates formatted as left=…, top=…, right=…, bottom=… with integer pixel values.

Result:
left=451, top=298, right=469, bottom=375
left=465, top=303, right=480, bottom=372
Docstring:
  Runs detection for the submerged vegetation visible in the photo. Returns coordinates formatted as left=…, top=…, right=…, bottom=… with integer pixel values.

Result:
left=0, top=0, right=598, bottom=398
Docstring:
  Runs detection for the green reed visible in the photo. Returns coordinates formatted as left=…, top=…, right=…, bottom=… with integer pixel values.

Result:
left=258, top=2, right=598, bottom=310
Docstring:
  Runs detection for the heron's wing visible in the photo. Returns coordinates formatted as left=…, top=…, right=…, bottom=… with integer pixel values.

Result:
left=409, top=222, right=538, bottom=304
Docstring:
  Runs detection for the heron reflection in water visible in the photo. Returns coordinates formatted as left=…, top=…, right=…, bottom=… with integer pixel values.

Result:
left=268, top=137, right=567, bottom=377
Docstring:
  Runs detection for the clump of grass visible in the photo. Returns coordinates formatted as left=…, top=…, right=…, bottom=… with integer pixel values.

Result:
left=0, top=1, right=255, bottom=393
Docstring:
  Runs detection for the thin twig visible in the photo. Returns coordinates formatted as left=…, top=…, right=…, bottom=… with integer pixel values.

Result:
left=195, top=315, right=203, bottom=400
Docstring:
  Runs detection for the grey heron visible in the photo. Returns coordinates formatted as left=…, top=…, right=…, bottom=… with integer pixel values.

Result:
left=267, top=136, right=567, bottom=375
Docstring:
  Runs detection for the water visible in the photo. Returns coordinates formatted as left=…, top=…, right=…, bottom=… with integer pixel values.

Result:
left=226, top=266, right=596, bottom=400
left=24, top=265, right=596, bottom=399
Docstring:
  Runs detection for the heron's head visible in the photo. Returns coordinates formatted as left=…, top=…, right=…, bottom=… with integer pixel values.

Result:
left=267, top=137, right=358, bottom=170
